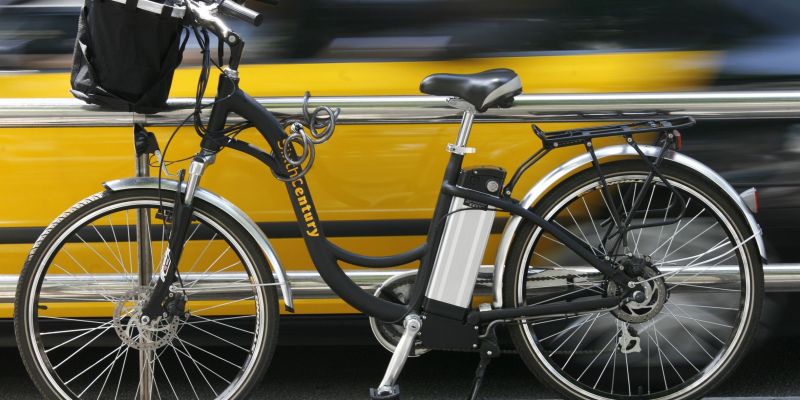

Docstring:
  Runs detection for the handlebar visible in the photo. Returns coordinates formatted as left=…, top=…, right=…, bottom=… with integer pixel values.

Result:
left=185, top=0, right=278, bottom=68
left=218, top=0, right=263, bottom=26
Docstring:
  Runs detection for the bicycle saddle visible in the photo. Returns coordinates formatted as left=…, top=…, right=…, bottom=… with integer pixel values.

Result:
left=419, top=68, right=522, bottom=112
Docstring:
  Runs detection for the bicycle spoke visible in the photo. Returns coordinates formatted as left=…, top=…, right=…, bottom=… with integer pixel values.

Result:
left=66, top=341, right=129, bottom=385
left=183, top=322, right=252, bottom=353
left=650, top=199, right=698, bottom=257
left=655, top=323, right=685, bottom=382
left=52, top=323, right=115, bottom=369
left=616, top=184, right=636, bottom=246
left=184, top=314, right=255, bottom=335
left=80, top=345, right=130, bottom=398
left=540, top=314, right=596, bottom=342
left=580, top=196, right=608, bottom=254
left=172, top=339, right=219, bottom=396
left=185, top=247, right=232, bottom=288
left=45, top=318, right=118, bottom=354
left=670, top=303, right=737, bottom=311
left=649, top=330, right=670, bottom=388
left=565, top=206, right=600, bottom=256
left=111, top=336, right=131, bottom=399
left=186, top=232, right=219, bottom=275
left=171, top=342, right=202, bottom=400
left=177, top=337, right=245, bottom=370
left=42, top=325, right=119, bottom=337
left=155, top=350, right=181, bottom=400
left=633, top=184, right=656, bottom=254
left=91, top=224, right=128, bottom=279
left=656, top=328, right=700, bottom=373
left=185, top=260, right=243, bottom=289
left=669, top=282, right=739, bottom=293
left=664, top=306, right=713, bottom=359
left=594, top=340, right=617, bottom=390
left=669, top=304, right=726, bottom=345
left=75, top=233, right=127, bottom=276
left=175, top=339, right=231, bottom=387
left=106, top=216, right=129, bottom=279
left=561, top=313, right=602, bottom=370
left=40, top=316, right=111, bottom=325
left=53, top=259, right=119, bottom=303
left=576, top=326, right=621, bottom=381
left=189, top=295, right=256, bottom=314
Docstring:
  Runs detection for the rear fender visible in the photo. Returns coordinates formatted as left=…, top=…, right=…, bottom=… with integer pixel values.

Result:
left=492, top=144, right=766, bottom=308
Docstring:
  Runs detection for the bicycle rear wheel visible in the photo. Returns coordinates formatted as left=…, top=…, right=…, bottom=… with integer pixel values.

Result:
left=14, top=189, right=279, bottom=399
left=503, top=160, right=762, bottom=399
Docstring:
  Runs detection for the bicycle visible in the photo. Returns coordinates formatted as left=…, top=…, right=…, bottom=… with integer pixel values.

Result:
left=14, top=0, right=765, bottom=399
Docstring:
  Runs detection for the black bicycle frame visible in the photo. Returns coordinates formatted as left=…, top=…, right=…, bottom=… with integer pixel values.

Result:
left=195, top=75, right=631, bottom=324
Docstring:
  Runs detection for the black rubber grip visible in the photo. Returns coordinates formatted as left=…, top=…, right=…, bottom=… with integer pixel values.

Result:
left=219, top=0, right=263, bottom=26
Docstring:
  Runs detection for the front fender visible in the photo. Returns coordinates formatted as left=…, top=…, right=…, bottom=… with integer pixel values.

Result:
left=103, top=177, right=294, bottom=312
left=492, top=144, right=766, bottom=308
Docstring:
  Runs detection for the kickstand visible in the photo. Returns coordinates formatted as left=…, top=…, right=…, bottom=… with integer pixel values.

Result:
left=468, top=327, right=501, bottom=400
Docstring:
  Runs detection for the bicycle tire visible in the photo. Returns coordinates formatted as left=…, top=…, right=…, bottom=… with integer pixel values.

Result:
left=503, top=160, right=763, bottom=400
left=14, top=189, right=279, bottom=399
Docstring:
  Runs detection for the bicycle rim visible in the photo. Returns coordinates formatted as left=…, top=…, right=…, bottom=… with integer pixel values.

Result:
left=510, top=169, right=759, bottom=399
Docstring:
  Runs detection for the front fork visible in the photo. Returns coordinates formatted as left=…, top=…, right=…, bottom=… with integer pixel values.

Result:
left=140, top=150, right=216, bottom=321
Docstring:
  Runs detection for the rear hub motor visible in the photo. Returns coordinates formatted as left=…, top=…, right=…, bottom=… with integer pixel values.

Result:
left=608, top=258, right=667, bottom=324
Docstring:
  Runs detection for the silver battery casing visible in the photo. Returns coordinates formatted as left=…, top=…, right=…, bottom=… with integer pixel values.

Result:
left=425, top=197, right=495, bottom=309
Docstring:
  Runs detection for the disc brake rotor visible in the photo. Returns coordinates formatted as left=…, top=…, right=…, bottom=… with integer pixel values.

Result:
left=113, top=288, right=180, bottom=351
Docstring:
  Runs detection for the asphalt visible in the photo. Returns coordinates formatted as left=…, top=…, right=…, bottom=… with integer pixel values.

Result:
left=1, top=338, right=800, bottom=399
left=4, top=293, right=800, bottom=399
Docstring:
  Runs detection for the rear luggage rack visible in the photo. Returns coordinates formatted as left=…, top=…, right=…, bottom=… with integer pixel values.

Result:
left=501, top=115, right=695, bottom=256
left=533, top=116, right=695, bottom=149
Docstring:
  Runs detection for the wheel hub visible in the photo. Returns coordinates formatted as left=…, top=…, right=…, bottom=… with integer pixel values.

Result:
left=113, top=288, right=181, bottom=351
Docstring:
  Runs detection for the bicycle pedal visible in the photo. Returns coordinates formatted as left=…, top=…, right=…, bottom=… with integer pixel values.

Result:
left=369, top=385, right=400, bottom=400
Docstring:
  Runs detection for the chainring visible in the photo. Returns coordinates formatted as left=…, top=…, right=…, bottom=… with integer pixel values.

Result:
left=368, top=272, right=430, bottom=357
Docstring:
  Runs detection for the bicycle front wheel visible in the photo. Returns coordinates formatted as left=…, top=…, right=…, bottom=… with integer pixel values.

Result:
left=14, top=189, right=279, bottom=399
left=503, top=160, right=763, bottom=399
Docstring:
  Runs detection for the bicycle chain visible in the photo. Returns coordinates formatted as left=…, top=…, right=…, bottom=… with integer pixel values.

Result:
left=475, top=272, right=600, bottom=286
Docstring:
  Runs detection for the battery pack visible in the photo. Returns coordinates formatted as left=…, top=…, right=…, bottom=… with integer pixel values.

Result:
left=425, top=166, right=505, bottom=310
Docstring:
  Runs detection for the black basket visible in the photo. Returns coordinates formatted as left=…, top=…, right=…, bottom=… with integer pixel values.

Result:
left=70, top=0, right=188, bottom=114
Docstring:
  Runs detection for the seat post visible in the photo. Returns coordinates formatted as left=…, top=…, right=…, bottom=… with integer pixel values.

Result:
left=455, top=110, right=475, bottom=147
left=446, top=98, right=478, bottom=155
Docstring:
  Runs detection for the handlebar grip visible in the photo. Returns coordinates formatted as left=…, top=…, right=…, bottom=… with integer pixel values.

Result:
left=218, top=0, right=264, bottom=26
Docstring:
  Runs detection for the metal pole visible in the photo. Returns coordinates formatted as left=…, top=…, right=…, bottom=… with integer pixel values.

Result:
left=134, top=126, right=154, bottom=400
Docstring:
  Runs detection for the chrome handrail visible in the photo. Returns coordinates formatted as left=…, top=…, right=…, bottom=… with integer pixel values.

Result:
left=1, top=91, right=800, bottom=128
left=1, top=265, right=799, bottom=304
left=1, top=92, right=800, bottom=303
